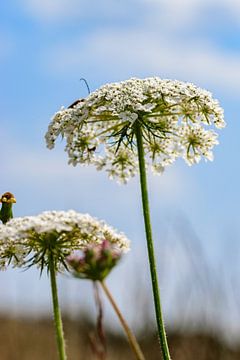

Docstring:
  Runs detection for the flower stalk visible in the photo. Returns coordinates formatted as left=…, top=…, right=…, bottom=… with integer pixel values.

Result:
left=49, top=253, right=67, bottom=360
left=100, top=280, right=145, bottom=360
left=66, top=241, right=144, bottom=359
left=91, top=282, right=107, bottom=360
left=135, top=122, right=171, bottom=360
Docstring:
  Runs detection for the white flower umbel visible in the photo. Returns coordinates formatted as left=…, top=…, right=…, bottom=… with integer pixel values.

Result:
left=0, top=210, right=130, bottom=271
left=0, top=210, right=130, bottom=360
left=46, top=77, right=225, bottom=183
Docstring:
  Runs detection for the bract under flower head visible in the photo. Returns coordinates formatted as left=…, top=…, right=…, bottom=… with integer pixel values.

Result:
left=0, top=210, right=130, bottom=271
left=45, top=77, right=225, bottom=183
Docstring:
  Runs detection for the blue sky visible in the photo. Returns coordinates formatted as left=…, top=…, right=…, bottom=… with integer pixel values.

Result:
left=1, top=0, right=240, bottom=339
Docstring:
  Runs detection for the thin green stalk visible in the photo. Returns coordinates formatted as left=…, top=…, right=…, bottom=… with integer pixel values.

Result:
left=135, top=122, right=171, bottom=360
left=100, top=281, right=145, bottom=360
left=49, top=254, right=67, bottom=360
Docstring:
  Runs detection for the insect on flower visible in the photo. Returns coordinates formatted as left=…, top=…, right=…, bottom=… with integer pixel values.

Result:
left=68, top=78, right=91, bottom=109
left=68, top=98, right=85, bottom=109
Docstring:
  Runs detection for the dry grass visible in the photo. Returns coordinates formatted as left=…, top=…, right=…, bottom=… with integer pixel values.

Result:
left=0, top=315, right=239, bottom=359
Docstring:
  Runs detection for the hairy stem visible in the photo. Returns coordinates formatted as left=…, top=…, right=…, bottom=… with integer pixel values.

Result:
left=135, top=122, right=171, bottom=360
left=49, top=255, right=67, bottom=360
left=100, top=281, right=145, bottom=360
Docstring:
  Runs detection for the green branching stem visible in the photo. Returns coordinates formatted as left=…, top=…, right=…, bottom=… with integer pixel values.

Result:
left=49, top=254, right=67, bottom=360
left=100, top=281, right=145, bottom=360
left=135, top=121, right=171, bottom=360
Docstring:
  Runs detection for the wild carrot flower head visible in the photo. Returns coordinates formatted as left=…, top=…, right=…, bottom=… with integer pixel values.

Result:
left=67, top=240, right=122, bottom=281
left=0, top=210, right=130, bottom=272
left=46, top=77, right=225, bottom=183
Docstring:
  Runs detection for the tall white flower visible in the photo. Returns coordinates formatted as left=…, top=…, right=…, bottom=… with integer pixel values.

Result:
left=0, top=210, right=130, bottom=271
left=45, top=77, right=225, bottom=183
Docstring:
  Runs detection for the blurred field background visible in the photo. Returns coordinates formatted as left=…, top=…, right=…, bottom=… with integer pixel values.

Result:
left=1, top=316, right=240, bottom=360
left=1, top=220, right=240, bottom=359
left=1, top=1, right=240, bottom=359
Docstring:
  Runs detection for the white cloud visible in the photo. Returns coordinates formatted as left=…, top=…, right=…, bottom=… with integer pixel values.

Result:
left=21, top=0, right=86, bottom=22
left=142, top=0, right=203, bottom=31
left=20, top=0, right=240, bottom=28
left=22, top=0, right=240, bottom=94
left=20, top=0, right=134, bottom=23
left=142, top=0, right=240, bottom=27
left=43, top=28, right=240, bottom=92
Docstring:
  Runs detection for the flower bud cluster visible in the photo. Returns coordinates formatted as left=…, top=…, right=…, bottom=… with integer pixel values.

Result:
left=67, top=240, right=121, bottom=281
left=46, top=77, right=225, bottom=183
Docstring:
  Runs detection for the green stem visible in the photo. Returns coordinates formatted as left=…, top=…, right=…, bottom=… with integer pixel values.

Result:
left=49, top=254, right=67, bottom=360
left=100, top=281, right=145, bottom=360
left=135, top=122, right=171, bottom=360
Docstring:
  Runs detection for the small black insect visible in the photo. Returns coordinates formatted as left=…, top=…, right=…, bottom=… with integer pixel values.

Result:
left=68, top=78, right=91, bottom=109
left=87, top=146, right=96, bottom=152
left=68, top=98, right=84, bottom=109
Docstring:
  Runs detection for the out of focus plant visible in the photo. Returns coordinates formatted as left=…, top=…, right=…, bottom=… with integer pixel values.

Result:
left=67, top=240, right=145, bottom=360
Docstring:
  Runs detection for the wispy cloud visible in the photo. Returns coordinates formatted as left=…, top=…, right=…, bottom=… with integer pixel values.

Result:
left=19, top=0, right=240, bottom=93
left=20, top=0, right=240, bottom=27
left=43, top=28, right=240, bottom=93
left=142, top=0, right=240, bottom=28
left=20, top=0, right=138, bottom=23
